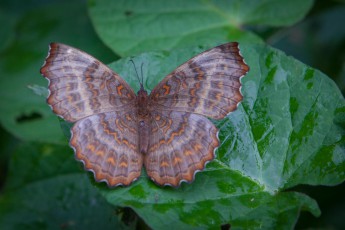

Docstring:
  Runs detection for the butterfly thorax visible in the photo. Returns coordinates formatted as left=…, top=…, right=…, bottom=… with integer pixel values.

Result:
left=136, top=88, right=150, bottom=154
left=136, top=88, right=150, bottom=116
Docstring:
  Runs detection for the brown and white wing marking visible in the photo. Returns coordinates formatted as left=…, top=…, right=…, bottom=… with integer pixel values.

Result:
left=70, top=111, right=143, bottom=187
left=40, top=43, right=136, bottom=122
left=149, top=42, right=249, bottom=120
left=144, top=110, right=219, bottom=187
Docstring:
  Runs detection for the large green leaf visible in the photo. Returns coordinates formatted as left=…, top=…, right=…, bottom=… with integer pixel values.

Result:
left=0, top=0, right=117, bottom=144
left=0, top=142, right=133, bottom=230
left=88, top=0, right=313, bottom=56
left=75, top=42, right=343, bottom=229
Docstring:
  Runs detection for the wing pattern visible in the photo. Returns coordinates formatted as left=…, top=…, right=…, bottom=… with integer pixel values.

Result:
left=40, top=42, right=249, bottom=187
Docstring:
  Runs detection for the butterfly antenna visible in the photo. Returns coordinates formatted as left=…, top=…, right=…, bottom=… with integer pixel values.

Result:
left=129, top=59, right=144, bottom=89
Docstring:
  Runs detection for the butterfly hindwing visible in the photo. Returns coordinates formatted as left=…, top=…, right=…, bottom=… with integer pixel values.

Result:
left=70, top=110, right=143, bottom=187
left=144, top=110, right=219, bottom=187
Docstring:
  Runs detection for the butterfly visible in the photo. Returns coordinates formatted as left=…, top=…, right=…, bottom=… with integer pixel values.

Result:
left=40, top=42, right=249, bottom=187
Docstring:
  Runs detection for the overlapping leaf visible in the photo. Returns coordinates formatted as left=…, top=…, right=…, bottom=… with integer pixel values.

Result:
left=88, top=0, right=313, bottom=56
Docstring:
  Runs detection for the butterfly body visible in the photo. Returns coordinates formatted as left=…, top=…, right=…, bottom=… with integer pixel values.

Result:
left=136, top=87, right=150, bottom=154
left=40, top=42, right=249, bottom=187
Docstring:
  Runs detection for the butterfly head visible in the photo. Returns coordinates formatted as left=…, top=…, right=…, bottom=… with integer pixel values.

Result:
left=137, top=88, right=148, bottom=102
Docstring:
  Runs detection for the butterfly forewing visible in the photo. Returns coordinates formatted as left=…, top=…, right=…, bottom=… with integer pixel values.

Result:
left=40, top=43, right=136, bottom=122
left=149, top=42, right=249, bottom=119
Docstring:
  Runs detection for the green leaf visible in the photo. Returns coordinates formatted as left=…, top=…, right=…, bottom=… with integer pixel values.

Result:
left=228, top=44, right=345, bottom=191
left=81, top=42, right=343, bottom=229
left=0, top=142, right=133, bottom=230
left=88, top=0, right=313, bottom=56
left=0, top=0, right=117, bottom=144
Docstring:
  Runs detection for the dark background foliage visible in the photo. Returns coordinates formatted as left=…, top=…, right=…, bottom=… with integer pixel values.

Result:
left=0, top=0, right=344, bottom=229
